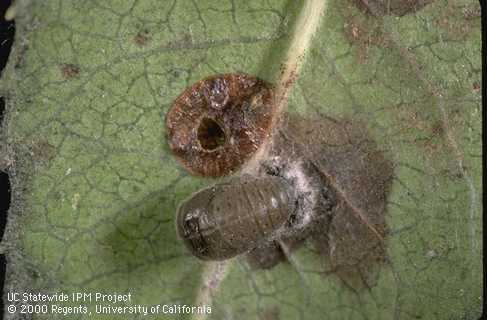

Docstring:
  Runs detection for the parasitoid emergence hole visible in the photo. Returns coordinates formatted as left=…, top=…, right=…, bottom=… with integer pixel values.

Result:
left=197, top=117, right=226, bottom=151
left=165, top=73, right=275, bottom=177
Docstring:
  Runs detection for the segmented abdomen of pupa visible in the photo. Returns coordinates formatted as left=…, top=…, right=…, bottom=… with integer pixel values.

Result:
left=177, top=175, right=295, bottom=261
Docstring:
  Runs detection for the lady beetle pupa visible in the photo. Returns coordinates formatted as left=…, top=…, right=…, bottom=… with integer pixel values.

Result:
left=165, top=74, right=275, bottom=177
left=176, top=175, right=295, bottom=260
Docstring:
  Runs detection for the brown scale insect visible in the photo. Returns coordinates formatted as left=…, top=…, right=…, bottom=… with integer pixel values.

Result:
left=165, top=74, right=275, bottom=177
left=176, top=176, right=295, bottom=260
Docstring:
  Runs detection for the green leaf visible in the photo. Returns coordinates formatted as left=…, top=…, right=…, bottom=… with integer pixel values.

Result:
left=1, top=0, right=481, bottom=319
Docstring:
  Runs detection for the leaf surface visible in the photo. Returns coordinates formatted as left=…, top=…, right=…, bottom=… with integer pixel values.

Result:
left=1, top=0, right=481, bottom=319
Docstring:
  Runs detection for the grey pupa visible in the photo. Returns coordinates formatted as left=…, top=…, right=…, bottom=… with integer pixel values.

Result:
left=176, top=176, right=295, bottom=260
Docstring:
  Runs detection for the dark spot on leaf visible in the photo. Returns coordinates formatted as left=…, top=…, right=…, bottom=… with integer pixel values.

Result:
left=169, top=68, right=183, bottom=79
left=472, top=82, right=480, bottom=92
left=165, top=73, right=275, bottom=177
left=60, top=63, right=80, bottom=79
left=430, top=120, right=444, bottom=137
left=134, top=30, right=150, bottom=47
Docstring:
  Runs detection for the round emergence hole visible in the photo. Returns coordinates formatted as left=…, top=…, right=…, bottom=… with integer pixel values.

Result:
left=165, top=73, right=274, bottom=176
left=197, top=117, right=226, bottom=151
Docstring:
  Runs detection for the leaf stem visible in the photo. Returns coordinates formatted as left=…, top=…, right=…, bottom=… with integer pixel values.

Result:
left=191, top=2, right=328, bottom=315
left=191, top=261, right=232, bottom=320
left=273, top=0, right=328, bottom=116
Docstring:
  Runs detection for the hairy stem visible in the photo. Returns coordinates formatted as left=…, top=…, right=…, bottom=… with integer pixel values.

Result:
left=273, top=0, right=328, bottom=116
left=244, top=0, right=327, bottom=174
left=192, top=1, right=328, bottom=315
left=191, top=261, right=232, bottom=320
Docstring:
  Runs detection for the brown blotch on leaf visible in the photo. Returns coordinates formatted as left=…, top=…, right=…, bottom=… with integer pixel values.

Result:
left=268, top=114, right=394, bottom=290
left=354, top=0, right=434, bottom=16
left=134, top=30, right=151, bottom=47
left=165, top=74, right=275, bottom=177
left=60, top=63, right=80, bottom=79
